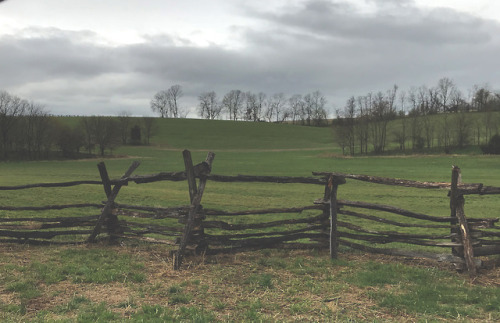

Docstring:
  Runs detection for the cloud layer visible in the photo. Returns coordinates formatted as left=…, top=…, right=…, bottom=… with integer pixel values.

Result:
left=1, top=0, right=499, bottom=116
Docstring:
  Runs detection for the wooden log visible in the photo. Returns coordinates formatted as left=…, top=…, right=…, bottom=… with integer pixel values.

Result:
left=339, top=209, right=452, bottom=229
left=114, top=203, right=189, bottom=218
left=3, top=219, right=97, bottom=230
left=203, top=233, right=326, bottom=248
left=204, top=242, right=327, bottom=255
left=204, top=225, right=324, bottom=240
left=338, top=231, right=471, bottom=248
left=318, top=199, right=456, bottom=223
left=0, top=215, right=98, bottom=223
left=203, top=214, right=324, bottom=230
left=207, top=174, right=326, bottom=185
left=337, top=221, right=455, bottom=240
left=124, top=221, right=184, bottom=233
left=313, top=172, right=450, bottom=189
left=475, top=239, right=500, bottom=245
left=472, top=186, right=500, bottom=195
left=113, top=235, right=177, bottom=245
left=131, top=172, right=326, bottom=185
left=131, top=171, right=188, bottom=183
left=0, top=180, right=104, bottom=190
left=87, top=161, right=140, bottom=243
left=338, top=239, right=465, bottom=264
left=123, top=228, right=182, bottom=237
left=204, top=205, right=324, bottom=217
left=173, top=151, right=215, bottom=270
left=473, top=245, right=500, bottom=256
left=0, top=203, right=102, bottom=211
left=472, top=229, right=500, bottom=237
left=0, top=229, right=93, bottom=239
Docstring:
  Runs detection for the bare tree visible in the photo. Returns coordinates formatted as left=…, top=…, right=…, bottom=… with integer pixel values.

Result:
left=150, top=90, right=169, bottom=118
left=453, top=110, right=471, bottom=148
left=150, top=84, right=184, bottom=118
left=256, top=92, right=267, bottom=122
left=54, top=121, right=84, bottom=158
left=92, top=116, right=120, bottom=156
left=243, top=91, right=263, bottom=121
left=342, top=96, right=357, bottom=155
left=369, top=92, right=389, bottom=153
left=23, top=102, right=51, bottom=159
left=222, top=90, right=244, bottom=121
left=356, top=95, right=371, bottom=154
left=392, top=91, right=407, bottom=151
left=265, top=93, right=288, bottom=122
left=471, top=85, right=491, bottom=111
left=142, top=117, right=156, bottom=145
left=79, top=117, right=95, bottom=154
left=437, top=77, right=456, bottom=112
left=304, top=91, right=328, bottom=126
left=117, top=110, right=132, bottom=145
left=166, top=84, right=183, bottom=118
left=288, top=94, right=304, bottom=124
left=0, top=91, right=27, bottom=159
left=198, top=91, right=222, bottom=120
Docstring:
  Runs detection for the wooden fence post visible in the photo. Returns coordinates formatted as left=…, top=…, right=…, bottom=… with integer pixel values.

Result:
left=87, top=161, right=140, bottom=243
left=97, top=162, right=120, bottom=242
left=450, top=166, right=477, bottom=277
left=450, top=165, right=460, bottom=256
left=173, top=150, right=215, bottom=270
left=326, top=175, right=346, bottom=259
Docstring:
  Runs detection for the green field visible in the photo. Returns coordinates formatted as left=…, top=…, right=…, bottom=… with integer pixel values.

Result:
left=1, top=118, right=499, bottom=322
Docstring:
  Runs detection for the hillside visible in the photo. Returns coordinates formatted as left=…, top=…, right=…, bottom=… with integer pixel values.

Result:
left=149, top=118, right=334, bottom=150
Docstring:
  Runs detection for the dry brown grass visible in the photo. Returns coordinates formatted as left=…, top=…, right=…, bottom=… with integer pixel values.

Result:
left=0, top=243, right=498, bottom=322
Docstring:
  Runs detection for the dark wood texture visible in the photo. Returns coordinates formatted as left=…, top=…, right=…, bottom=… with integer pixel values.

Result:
left=87, top=161, right=140, bottom=243
left=173, top=151, right=215, bottom=270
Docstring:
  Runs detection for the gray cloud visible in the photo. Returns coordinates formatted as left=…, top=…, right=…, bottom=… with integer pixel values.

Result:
left=1, top=0, right=499, bottom=117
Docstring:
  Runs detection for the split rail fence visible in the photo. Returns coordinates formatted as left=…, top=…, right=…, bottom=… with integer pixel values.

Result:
left=1, top=150, right=499, bottom=276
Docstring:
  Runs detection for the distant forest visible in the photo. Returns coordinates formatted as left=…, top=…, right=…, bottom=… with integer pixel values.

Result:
left=333, top=78, right=500, bottom=155
left=2, top=77, right=500, bottom=161
left=0, top=91, right=156, bottom=160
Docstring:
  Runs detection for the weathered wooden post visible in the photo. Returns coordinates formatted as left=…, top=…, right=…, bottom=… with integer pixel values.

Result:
left=87, top=161, right=140, bottom=243
left=173, top=150, right=215, bottom=270
left=449, top=165, right=460, bottom=255
left=97, top=162, right=120, bottom=243
left=450, top=166, right=477, bottom=277
left=325, top=175, right=346, bottom=259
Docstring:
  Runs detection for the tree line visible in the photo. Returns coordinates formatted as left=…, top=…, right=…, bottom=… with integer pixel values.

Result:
left=334, top=78, right=500, bottom=155
left=0, top=91, right=156, bottom=161
left=151, top=85, right=330, bottom=126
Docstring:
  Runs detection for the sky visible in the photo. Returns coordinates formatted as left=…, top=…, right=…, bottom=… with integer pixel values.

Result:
left=1, top=0, right=499, bottom=117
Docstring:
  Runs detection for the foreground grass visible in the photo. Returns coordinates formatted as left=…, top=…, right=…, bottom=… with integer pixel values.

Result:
left=0, top=244, right=498, bottom=322
left=1, top=119, right=500, bottom=321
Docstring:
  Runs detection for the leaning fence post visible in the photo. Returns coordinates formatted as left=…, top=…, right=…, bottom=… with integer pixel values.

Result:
left=450, top=166, right=477, bottom=277
left=173, top=150, right=215, bottom=270
left=97, top=162, right=119, bottom=242
left=87, top=161, right=140, bottom=243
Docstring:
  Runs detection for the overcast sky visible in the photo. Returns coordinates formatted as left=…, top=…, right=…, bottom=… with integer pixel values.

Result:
left=1, top=0, right=499, bottom=117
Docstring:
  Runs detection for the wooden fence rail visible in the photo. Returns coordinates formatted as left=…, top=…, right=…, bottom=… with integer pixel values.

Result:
left=1, top=151, right=500, bottom=275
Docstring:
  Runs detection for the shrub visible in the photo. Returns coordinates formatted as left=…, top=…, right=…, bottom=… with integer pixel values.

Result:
left=481, top=134, right=500, bottom=154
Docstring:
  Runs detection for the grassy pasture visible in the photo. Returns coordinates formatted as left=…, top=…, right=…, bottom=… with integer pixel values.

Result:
left=1, top=118, right=499, bottom=322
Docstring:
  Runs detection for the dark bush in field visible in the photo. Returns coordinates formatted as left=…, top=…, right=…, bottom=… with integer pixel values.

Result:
left=481, top=134, right=500, bottom=154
